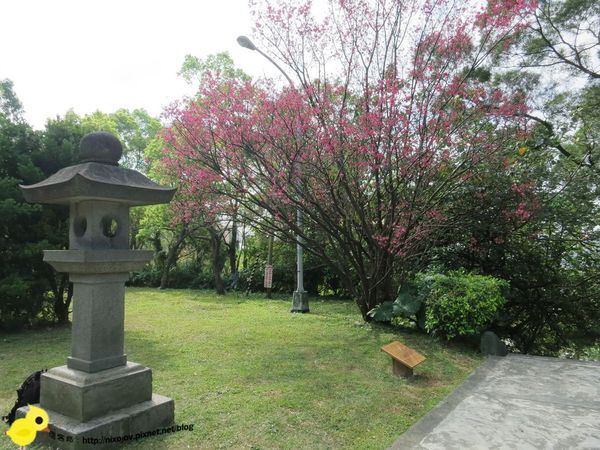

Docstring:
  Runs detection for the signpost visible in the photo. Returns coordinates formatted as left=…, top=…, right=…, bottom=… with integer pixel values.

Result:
left=264, top=264, right=273, bottom=289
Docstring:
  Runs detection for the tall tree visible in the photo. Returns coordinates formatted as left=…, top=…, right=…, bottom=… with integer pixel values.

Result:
left=475, top=0, right=600, bottom=352
left=178, top=52, right=251, bottom=86
left=162, top=0, right=537, bottom=318
left=0, top=79, right=47, bottom=329
left=137, top=204, right=191, bottom=290
left=433, top=127, right=600, bottom=353
left=521, top=0, right=599, bottom=79
left=501, top=0, right=600, bottom=172
left=141, top=53, right=252, bottom=294
left=0, top=79, right=24, bottom=122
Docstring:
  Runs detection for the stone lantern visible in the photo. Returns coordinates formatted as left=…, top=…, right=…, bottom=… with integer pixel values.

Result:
left=19, top=132, right=176, bottom=449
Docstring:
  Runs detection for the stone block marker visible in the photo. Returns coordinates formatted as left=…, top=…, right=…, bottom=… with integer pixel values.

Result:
left=18, top=131, right=177, bottom=449
left=381, top=341, right=426, bottom=377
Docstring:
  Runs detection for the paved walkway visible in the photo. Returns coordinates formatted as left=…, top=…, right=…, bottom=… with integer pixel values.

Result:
left=390, top=354, right=600, bottom=450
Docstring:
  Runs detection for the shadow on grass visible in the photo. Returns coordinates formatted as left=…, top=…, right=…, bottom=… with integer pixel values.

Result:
left=125, top=330, right=177, bottom=371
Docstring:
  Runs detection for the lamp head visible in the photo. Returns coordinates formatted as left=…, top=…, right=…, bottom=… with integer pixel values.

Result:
left=237, top=35, right=257, bottom=51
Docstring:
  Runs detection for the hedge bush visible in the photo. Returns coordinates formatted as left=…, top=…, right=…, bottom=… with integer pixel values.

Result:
left=424, top=270, right=508, bottom=339
left=368, top=270, right=508, bottom=340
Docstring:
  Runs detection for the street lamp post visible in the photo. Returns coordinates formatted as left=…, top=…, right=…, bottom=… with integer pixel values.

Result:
left=237, top=35, right=309, bottom=313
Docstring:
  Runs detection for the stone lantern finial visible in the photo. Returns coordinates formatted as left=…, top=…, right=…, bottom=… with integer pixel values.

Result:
left=79, top=131, right=123, bottom=165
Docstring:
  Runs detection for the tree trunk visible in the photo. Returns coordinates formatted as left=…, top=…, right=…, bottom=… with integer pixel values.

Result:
left=209, top=227, right=226, bottom=295
left=47, top=271, right=72, bottom=324
left=151, top=231, right=165, bottom=270
left=54, top=274, right=73, bottom=324
left=366, top=283, right=380, bottom=320
left=376, top=255, right=395, bottom=304
left=356, top=291, right=375, bottom=321
left=355, top=260, right=394, bottom=321
left=240, top=222, right=247, bottom=271
left=62, top=281, right=73, bottom=323
left=160, top=225, right=188, bottom=290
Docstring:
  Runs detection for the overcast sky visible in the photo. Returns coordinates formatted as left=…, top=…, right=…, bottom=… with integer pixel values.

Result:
left=0, top=0, right=282, bottom=129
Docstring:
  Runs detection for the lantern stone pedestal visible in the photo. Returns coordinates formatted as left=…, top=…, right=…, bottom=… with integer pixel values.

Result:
left=18, top=132, right=177, bottom=449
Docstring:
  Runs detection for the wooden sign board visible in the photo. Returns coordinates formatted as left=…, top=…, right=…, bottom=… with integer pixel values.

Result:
left=381, top=341, right=426, bottom=369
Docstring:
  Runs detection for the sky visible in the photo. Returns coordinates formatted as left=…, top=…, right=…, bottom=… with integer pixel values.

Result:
left=0, top=0, right=282, bottom=129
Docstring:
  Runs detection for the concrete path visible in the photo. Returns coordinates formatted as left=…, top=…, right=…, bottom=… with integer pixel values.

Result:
left=390, top=354, right=600, bottom=450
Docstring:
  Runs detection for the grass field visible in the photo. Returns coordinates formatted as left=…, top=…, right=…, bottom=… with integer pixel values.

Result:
left=0, top=288, right=481, bottom=449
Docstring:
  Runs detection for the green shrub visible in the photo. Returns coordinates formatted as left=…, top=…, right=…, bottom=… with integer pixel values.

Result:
left=128, top=262, right=210, bottom=289
left=368, top=272, right=440, bottom=328
left=425, top=270, right=508, bottom=339
left=368, top=270, right=508, bottom=340
left=128, top=267, right=162, bottom=287
left=170, top=262, right=203, bottom=288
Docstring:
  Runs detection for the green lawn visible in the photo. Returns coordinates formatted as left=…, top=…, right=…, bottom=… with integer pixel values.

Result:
left=0, top=288, right=481, bottom=449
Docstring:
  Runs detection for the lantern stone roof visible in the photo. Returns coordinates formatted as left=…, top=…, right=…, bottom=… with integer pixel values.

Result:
left=20, top=131, right=176, bottom=206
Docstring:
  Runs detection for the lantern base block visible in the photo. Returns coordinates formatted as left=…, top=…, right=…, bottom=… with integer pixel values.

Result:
left=40, top=362, right=152, bottom=422
left=17, top=394, right=174, bottom=450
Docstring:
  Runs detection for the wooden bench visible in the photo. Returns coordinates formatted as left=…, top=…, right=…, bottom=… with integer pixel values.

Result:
left=381, top=341, right=426, bottom=377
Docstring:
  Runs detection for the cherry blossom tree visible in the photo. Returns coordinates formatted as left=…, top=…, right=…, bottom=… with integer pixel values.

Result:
left=162, top=0, right=538, bottom=317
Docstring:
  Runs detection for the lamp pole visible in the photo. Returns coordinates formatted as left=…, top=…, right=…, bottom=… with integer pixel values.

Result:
left=237, top=35, right=309, bottom=313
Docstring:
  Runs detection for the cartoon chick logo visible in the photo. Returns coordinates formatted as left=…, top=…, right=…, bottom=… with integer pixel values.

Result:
left=5, top=405, right=50, bottom=449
